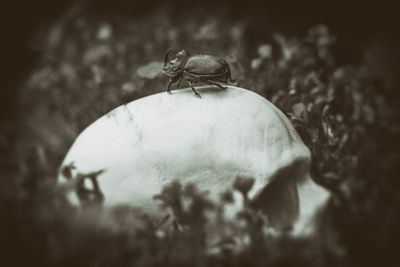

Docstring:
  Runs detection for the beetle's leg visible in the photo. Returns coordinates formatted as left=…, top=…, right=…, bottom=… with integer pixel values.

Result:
left=188, top=81, right=201, bottom=98
left=207, top=80, right=227, bottom=90
left=167, top=79, right=173, bottom=94
left=167, top=77, right=178, bottom=94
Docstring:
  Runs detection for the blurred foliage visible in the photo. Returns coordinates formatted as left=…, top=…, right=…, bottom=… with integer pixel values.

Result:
left=1, top=2, right=399, bottom=267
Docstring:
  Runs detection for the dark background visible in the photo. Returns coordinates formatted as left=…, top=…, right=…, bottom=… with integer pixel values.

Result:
left=1, top=1, right=398, bottom=111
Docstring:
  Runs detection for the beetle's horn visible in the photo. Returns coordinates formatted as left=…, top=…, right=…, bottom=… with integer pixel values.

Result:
left=164, top=48, right=174, bottom=67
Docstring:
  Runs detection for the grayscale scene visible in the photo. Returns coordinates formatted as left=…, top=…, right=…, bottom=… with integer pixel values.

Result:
left=1, top=1, right=399, bottom=267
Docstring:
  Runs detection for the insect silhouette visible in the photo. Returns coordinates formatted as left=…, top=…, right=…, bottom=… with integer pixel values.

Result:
left=162, top=49, right=235, bottom=98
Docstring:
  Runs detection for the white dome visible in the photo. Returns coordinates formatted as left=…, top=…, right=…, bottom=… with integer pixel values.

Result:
left=59, top=86, right=329, bottom=233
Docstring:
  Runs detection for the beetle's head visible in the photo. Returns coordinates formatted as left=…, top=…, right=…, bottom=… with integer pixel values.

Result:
left=163, top=49, right=191, bottom=77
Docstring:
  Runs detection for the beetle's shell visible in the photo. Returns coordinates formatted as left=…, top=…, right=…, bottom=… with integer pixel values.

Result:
left=59, top=86, right=330, bottom=234
left=184, top=55, right=228, bottom=76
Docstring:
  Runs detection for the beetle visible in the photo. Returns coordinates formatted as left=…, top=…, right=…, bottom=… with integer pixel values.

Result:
left=162, top=49, right=235, bottom=98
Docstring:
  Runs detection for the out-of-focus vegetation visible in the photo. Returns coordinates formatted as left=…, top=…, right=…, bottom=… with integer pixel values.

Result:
left=1, top=1, right=399, bottom=267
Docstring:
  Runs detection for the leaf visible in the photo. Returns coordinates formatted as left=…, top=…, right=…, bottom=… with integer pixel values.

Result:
left=136, top=61, right=164, bottom=79
left=233, top=176, right=255, bottom=197
left=292, top=102, right=309, bottom=122
left=323, top=172, right=341, bottom=183
left=292, top=103, right=306, bottom=117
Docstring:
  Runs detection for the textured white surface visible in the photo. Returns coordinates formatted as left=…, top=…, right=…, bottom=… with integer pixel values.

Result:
left=59, top=86, right=329, bottom=231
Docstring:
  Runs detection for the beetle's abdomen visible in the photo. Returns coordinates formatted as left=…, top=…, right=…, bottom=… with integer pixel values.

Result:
left=184, top=55, right=228, bottom=75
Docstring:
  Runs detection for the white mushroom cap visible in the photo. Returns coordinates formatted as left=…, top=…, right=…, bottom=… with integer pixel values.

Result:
left=59, top=86, right=329, bottom=234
